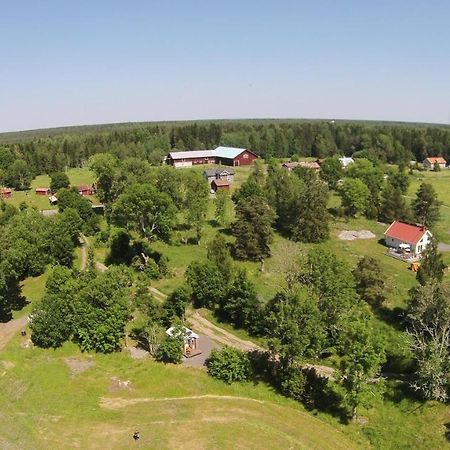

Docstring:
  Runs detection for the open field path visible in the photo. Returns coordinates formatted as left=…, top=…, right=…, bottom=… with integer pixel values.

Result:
left=188, top=311, right=262, bottom=352
left=79, top=234, right=88, bottom=271
left=0, top=315, right=28, bottom=352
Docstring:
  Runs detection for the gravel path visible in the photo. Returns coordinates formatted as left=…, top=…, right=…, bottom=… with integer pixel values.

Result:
left=187, top=312, right=262, bottom=352
left=0, top=315, right=28, bottom=352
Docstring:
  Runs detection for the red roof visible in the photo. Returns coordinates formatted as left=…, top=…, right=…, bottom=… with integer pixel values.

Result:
left=35, top=187, right=50, bottom=192
left=384, top=221, right=428, bottom=244
left=425, top=157, right=446, bottom=164
left=212, top=179, right=230, bottom=187
left=78, top=185, right=91, bottom=191
left=0, top=188, right=12, bottom=194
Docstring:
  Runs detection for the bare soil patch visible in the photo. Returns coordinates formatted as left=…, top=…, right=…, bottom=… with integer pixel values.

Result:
left=63, top=357, right=95, bottom=378
left=338, top=230, right=376, bottom=241
left=109, top=376, right=132, bottom=392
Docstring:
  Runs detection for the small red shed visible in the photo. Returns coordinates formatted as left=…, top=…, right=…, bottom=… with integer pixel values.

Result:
left=0, top=188, right=12, bottom=199
left=35, top=187, right=51, bottom=196
left=77, top=185, right=93, bottom=196
left=211, top=179, right=230, bottom=192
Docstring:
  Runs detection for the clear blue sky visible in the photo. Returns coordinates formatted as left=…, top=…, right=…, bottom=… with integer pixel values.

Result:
left=1, top=0, right=450, bottom=132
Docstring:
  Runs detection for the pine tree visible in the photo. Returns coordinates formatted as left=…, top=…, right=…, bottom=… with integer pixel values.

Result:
left=412, top=183, right=441, bottom=227
left=232, top=195, right=276, bottom=262
left=379, top=183, right=410, bottom=223
left=416, top=238, right=446, bottom=285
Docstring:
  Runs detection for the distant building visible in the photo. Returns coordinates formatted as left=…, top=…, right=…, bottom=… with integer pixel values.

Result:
left=339, top=156, right=354, bottom=168
left=167, top=146, right=258, bottom=168
left=49, top=195, right=58, bottom=205
left=282, top=161, right=320, bottom=171
left=0, top=188, right=12, bottom=199
left=35, top=187, right=51, bottom=196
left=166, top=326, right=199, bottom=356
left=203, top=167, right=235, bottom=184
left=423, top=157, right=446, bottom=170
left=384, top=221, right=432, bottom=255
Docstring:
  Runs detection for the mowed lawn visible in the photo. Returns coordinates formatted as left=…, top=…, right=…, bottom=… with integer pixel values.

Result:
left=0, top=338, right=364, bottom=450
left=3, top=168, right=97, bottom=210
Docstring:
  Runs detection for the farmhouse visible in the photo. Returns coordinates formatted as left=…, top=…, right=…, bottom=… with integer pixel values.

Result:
left=203, top=167, right=235, bottom=184
left=35, top=187, right=50, bottom=196
left=0, top=188, right=12, bottom=199
left=167, top=146, right=257, bottom=168
left=384, top=220, right=432, bottom=255
left=339, top=156, right=354, bottom=168
left=211, top=179, right=230, bottom=192
left=282, top=161, right=320, bottom=171
left=423, top=157, right=446, bottom=170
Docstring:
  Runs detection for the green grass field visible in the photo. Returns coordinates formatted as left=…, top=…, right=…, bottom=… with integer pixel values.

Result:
left=3, top=165, right=450, bottom=449
left=0, top=338, right=365, bottom=450
left=3, top=168, right=97, bottom=210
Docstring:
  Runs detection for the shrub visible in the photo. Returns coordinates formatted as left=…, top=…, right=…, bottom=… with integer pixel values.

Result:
left=206, top=346, right=251, bottom=384
left=155, top=336, right=183, bottom=364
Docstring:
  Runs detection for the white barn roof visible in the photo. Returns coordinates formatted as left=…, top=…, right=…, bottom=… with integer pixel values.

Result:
left=169, top=150, right=215, bottom=160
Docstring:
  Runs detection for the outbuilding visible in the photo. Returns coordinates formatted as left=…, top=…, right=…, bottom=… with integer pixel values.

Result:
left=339, top=156, right=354, bottom=168
left=36, top=187, right=51, bottom=196
left=384, top=221, right=432, bottom=255
left=423, top=157, right=446, bottom=170
left=166, top=326, right=200, bottom=357
left=0, top=188, right=12, bottom=199
left=282, top=161, right=321, bottom=171
left=77, top=185, right=94, bottom=196
left=211, top=179, right=230, bottom=192
left=203, top=167, right=235, bottom=184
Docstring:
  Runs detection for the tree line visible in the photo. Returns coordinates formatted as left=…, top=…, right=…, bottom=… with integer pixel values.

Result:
left=2, top=119, right=450, bottom=188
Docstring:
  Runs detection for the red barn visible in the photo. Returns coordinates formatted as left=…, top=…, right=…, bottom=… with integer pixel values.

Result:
left=167, top=146, right=258, bottom=168
left=0, top=188, right=12, bottom=199
left=35, top=187, right=51, bottom=196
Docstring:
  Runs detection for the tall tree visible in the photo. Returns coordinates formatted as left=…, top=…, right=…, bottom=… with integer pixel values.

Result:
left=319, top=156, right=343, bottom=189
left=221, top=269, right=259, bottom=330
left=378, top=183, right=411, bottom=223
left=89, top=153, right=118, bottom=203
left=412, top=183, right=441, bottom=228
left=407, top=281, right=450, bottom=401
left=352, top=256, right=386, bottom=308
left=50, top=172, right=70, bottom=192
left=339, top=178, right=370, bottom=217
left=111, top=183, right=176, bottom=242
left=416, top=238, right=445, bottom=286
left=232, top=195, right=276, bottom=262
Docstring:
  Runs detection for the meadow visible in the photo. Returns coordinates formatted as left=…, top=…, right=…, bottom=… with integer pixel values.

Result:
left=2, top=163, right=450, bottom=449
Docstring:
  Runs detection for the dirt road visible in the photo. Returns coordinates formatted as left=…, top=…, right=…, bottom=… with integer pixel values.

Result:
left=0, top=315, right=28, bottom=352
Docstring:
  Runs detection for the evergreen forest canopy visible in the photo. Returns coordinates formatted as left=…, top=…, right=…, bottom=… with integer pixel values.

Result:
left=1, top=119, right=450, bottom=185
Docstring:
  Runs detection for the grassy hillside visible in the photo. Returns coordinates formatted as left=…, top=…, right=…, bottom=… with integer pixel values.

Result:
left=0, top=338, right=364, bottom=450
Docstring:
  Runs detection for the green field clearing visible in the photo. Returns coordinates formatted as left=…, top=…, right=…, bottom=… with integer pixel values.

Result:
left=0, top=338, right=365, bottom=450
left=3, top=168, right=97, bottom=210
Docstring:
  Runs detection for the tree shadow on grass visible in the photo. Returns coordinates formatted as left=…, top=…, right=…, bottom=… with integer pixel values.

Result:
left=373, top=306, right=406, bottom=331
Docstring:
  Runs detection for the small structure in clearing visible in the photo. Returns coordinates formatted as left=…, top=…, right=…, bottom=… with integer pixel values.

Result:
left=35, top=187, right=51, bottom=196
left=0, top=188, right=12, bottom=199
left=166, top=326, right=200, bottom=358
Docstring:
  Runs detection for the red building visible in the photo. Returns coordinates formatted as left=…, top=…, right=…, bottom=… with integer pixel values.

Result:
left=35, top=187, right=51, bottom=196
left=0, top=188, right=12, bottom=199
left=78, top=185, right=94, bottom=196
left=211, top=179, right=230, bottom=192
left=167, top=146, right=257, bottom=168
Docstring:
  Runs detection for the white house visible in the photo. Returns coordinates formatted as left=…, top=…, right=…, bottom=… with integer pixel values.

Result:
left=339, top=156, right=354, bottom=168
left=384, top=221, right=432, bottom=255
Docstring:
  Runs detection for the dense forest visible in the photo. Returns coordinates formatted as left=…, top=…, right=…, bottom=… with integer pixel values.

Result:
left=1, top=119, right=450, bottom=188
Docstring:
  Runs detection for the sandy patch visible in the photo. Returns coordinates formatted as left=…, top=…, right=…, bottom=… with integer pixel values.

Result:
left=64, top=357, right=95, bottom=378
left=109, top=376, right=132, bottom=392
left=338, top=230, right=376, bottom=241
